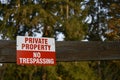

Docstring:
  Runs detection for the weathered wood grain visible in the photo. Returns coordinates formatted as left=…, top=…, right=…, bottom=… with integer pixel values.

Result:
left=0, top=40, right=120, bottom=63
left=56, top=41, right=120, bottom=61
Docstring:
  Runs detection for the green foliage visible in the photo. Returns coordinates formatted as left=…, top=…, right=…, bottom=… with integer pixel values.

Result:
left=64, top=17, right=88, bottom=40
left=57, top=62, right=99, bottom=80
left=1, top=62, right=101, bottom=80
left=86, top=0, right=120, bottom=41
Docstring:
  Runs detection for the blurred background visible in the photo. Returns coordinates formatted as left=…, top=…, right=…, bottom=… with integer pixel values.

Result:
left=0, top=0, right=120, bottom=80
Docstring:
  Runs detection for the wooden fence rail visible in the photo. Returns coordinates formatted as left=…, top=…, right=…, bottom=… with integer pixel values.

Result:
left=0, top=40, right=120, bottom=63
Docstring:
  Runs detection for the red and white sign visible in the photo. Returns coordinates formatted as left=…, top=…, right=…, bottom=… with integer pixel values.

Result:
left=17, top=36, right=56, bottom=65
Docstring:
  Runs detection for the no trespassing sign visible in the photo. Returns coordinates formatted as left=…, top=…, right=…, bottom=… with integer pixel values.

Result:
left=17, top=36, right=56, bottom=66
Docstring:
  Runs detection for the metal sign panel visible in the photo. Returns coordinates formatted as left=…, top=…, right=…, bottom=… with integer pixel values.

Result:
left=17, top=36, right=56, bottom=65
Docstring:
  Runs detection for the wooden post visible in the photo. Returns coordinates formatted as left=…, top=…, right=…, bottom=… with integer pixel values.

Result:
left=0, top=40, right=120, bottom=63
